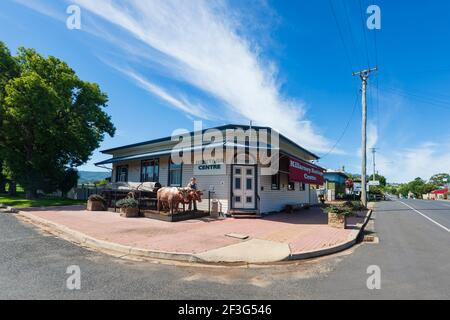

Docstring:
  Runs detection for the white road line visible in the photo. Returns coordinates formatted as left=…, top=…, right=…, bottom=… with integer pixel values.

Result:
left=399, top=201, right=450, bottom=233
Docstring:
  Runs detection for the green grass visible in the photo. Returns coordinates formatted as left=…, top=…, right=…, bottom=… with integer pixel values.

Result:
left=0, top=193, right=86, bottom=209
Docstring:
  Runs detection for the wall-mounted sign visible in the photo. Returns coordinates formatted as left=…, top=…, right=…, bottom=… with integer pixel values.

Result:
left=194, top=161, right=226, bottom=176
left=289, top=158, right=324, bottom=185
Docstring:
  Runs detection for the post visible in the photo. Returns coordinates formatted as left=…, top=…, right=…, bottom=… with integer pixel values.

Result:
left=361, top=75, right=368, bottom=207
left=371, top=148, right=377, bottom=182
left=353, top=67, right=378, bottom=207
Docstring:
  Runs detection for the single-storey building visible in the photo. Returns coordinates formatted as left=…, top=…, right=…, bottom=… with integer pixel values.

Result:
left=95, top=124, right=324, bottom=216
left=323, top=169, right=349, bottom=201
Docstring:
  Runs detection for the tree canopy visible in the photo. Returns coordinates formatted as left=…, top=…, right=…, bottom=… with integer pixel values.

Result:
left=0, top=43, right=115, bottom=198
left=429, top=173, right=450, bottom=187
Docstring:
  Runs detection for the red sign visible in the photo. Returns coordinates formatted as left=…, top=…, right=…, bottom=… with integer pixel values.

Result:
left=289, top=158, right=324, bottom=185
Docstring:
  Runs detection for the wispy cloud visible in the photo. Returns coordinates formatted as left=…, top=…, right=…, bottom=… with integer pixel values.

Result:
left=377, top=142, right=450, bottom=183
left=121, top=68, right=210, bottom=119
left=62, top=0, right=334, bottom=153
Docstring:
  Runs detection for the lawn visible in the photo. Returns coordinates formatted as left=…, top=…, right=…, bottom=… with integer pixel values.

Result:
left=0, top=193, right=86, bottom=209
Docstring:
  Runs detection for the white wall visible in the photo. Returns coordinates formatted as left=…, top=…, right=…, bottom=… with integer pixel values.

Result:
left=259, top=169, right=310, bottom=213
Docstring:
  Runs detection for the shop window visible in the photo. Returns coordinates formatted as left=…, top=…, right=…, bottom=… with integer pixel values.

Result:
left=141, top=159, right=159, bottom=182
left=116, top=166, right=128, bottom=182
left=169, top=160, right=182, bottom=187
left=288, top=181, right=295, bottom=191
left=271, top=174, right=280, bottom=190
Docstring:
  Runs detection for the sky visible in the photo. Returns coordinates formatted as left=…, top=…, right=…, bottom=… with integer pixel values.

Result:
left=1, top=0, right=449, bottom=183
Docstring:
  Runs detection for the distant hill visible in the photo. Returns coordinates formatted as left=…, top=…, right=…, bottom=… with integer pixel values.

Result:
left=78, top=171, right=111, bottom=184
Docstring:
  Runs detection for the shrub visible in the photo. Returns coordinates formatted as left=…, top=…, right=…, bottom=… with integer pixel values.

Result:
left=88, top=194, right=106, bottom=204
left=339, top=200, right=365, bottom=211
left=323, top=205, right=354, bottom=217
left=116, top=197, right=138, bottom=208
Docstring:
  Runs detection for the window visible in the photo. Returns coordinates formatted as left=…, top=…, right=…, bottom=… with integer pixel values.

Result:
left=116, top=166, right=128, bottom=182
left=246, top=178, right=253, bottom=190
left=246, top=196, right=253, bottom=203
left=235, top=177, right=242, bottom=190
left=168, top=160, right=182, bottom=187
left=271, top=174, right=280, bottom=190
left=141, top=159, right=159, bottom=182
left=288, top=181, right=295, bottom=191
left=300, top=183, right=306, bottom=191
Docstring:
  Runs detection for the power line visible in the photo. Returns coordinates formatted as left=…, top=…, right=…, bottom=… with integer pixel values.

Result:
left=341, top=0, right=358, bottom=58
left=328, top=0, right=355, bottom=73
left=320, top=90, right=360, bottom=160
left=358, top=0, right=371, bottom=68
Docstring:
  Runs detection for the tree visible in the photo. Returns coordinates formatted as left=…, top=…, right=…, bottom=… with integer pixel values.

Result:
left=398, top=177, right=438, bottom=199
left=0, top=42, right=20, bottom=193
left=58, top=169, right=79, bottom=197
left=0, top=44, right=115, bottom=199
left=368, top=174, right=387, bottom=187
left=429, top=173, right=450, bottom=187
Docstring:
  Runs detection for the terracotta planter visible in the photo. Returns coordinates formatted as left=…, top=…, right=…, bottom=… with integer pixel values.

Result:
left=87, top=200, right=106, bottom=211
left=328, top=212, right=347, bottom=229
left=120, top=207, right=139, bottom=218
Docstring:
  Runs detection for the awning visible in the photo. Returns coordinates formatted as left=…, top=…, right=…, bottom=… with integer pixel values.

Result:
left=95, top=141, right=279, bottom=166
left=289, top=157, right=325, bottom=185
left=431, top=188, right=448, bottom=195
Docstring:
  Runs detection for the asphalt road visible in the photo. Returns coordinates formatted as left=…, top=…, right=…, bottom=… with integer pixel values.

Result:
left=0, top=199, right=449, bottom=300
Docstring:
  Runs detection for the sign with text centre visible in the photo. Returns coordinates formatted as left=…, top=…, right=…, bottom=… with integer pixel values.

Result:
left=289, top=158, right=324, bottom=185
left=194, top=160, right=226, bottom=176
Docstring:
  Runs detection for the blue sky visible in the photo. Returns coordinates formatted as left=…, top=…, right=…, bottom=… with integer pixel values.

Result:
left=1, top=0, right=449, bottom=182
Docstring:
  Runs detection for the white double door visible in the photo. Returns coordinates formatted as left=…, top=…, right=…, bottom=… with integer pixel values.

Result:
left=232, top=165, right=256, bottom=209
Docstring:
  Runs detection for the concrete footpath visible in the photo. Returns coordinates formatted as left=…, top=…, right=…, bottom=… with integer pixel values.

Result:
left=15, top=205, right=372, bottom=264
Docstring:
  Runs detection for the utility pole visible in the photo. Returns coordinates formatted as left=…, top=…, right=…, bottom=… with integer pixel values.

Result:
left=353, top=67, right=378, bottom=207
left=370, top=147, right=378, bottom=182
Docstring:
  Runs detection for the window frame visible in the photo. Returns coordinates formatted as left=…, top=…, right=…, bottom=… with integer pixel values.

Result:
left=168, top=158, right=183, bottom=187
left=140, top=159, right=160, bottom=183
left=115, top=165, right=129, bottom=182
left=271, top=173, right=280, bottom=190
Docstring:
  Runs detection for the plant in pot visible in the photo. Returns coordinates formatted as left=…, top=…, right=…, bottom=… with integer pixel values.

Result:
left=324, top=205, right=353, bottom=229
left=116, top=197, right=139, bottom=218
left=87, top=194, right=107, bottom=211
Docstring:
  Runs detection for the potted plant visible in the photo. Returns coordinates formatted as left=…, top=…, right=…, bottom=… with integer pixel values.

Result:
left=324, top=205, right=353, bottom=229
left=116, top=197, right=139, bottom=218
left=87, top=194, right=107, bottom=211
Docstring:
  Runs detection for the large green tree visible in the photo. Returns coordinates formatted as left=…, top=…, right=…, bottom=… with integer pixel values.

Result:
left=0, top=42, right=20, bottom=193
left=0, top=43, right=115, bottom=198
left=429, top=173, right=450, bottom=187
